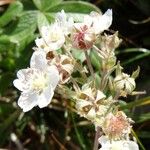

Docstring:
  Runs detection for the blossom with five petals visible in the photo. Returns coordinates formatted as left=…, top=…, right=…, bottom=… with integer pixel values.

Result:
left=71, top=9, right=112, bottom=50
left=13, top=51, right=59, bottom=112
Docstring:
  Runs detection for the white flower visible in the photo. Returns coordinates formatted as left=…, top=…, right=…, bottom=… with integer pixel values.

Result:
left=71, top=9, right=112, bottom=50
left=99, top=136, right=139, bottom=150
left=13, top=51, right=59, bottom=112
left=56, top=10, right=74, bottom=35
left=36, top=22, right=65, bottom=52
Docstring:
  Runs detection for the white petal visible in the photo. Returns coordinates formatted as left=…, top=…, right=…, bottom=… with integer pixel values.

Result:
left=98, top=135, right=110, bottom=145
left=41, top=24, right=65, bottom=50
left=13, top=79, right=24, bottom=91
left=18, top=92, right=38, bottom=112
left=98, top=136, right=139, bottom=150
left=56, top=9, right=66, bottom=23
left=86, top=107, right=96, bottom=119
left=35, top=38, right=45, bottom=48
left=128, top=78, right=136, bottom=87
left=82, top=88, right=94, bottom=100
left=47, top=65, right=60, bottom=89
left=37, top=85, right=54, bottom=108
left=96, top=90, right=106, bottom=102
left=126, top=141, right=139, bottom=150
left=16, top=69, right=25, bottom=80
left=56, top=10, right=74, bottom=35
left=76, top=99, right=91, bottom=110
left=94, top=9, right=112, bottom=34
left=48, top=37, right=65, bottom=50
left=41, top=26, right=49, bottom=38
left=84, top=15, right=93, bottom=27
left=30, top=51, right=47, bottom=71
left=61, top=64, right=74, bottom=74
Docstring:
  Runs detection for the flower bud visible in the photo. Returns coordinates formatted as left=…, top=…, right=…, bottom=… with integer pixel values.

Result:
left=100, top=32, right=122, bottom=52
left=114, top=73, right=136, bottom=95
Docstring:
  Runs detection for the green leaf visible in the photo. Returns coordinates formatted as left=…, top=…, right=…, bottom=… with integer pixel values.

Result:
left=37, top=12, right=50, bottom=31
left=116, top=48, right=150, bottom=54
left=131, top=66, right=140, bottom=79
left=46, top=12, right=85, bottom=22
left=33, top=0, right=62, bottom=11
left=122, top=52, right=150, bottom=66
left=72, top=49, right=85, bottom=62
left=116, top=48, right=150, bottom=66
left=71, top=113, right=87, bottom=150
left=0, top=110, right=20, bottom=140
left=11, top=11, right=38, bottom=34
left=90, top=50, right=101, bottom=70
left=0, top=35, right=15, bottom=52
left=95, top=73, right=101, bottom=88
left=0, top=102, right=15, bottom=120
left=0, top=73, right=14, bottom=95
left=5, top=11, right=38, bottom=50
left=0, top=1, right=23, bottom=27
left=67, top=13, right=85, bottom=22
left=121, top=96, right=150, bottom=110
left=48, top=1, right=100, bottom=13
left=135, top=112, right=150, bottom=123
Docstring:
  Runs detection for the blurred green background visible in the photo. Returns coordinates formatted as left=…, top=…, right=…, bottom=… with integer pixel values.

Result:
left=0, top=0, right=149, bottom=149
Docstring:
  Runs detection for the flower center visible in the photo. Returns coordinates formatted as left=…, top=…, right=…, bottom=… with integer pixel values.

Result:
left=50, top=32, right=62, bottom=42
left=31, top=73, right=48, bottom=94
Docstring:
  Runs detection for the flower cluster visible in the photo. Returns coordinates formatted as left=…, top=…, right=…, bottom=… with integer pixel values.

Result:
left=13, top=10, right=75, bottom=112
left=13, top=9, right=140, bottom=150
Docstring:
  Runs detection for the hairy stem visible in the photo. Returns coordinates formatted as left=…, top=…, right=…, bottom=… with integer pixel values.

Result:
left=93, top=127, right=101, bottom=150
left=84, top=50, right=95, bottom=78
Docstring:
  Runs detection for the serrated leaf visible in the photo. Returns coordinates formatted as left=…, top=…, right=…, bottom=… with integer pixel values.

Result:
left=0, top=1, right=23, bottom=27
left=5, top=11, right=38, bottom=51
left=48, top=1, right=100, bottom=13
left=33, top=0, right=62, bottom=11
left=11, top=11, right=38, bottom=34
